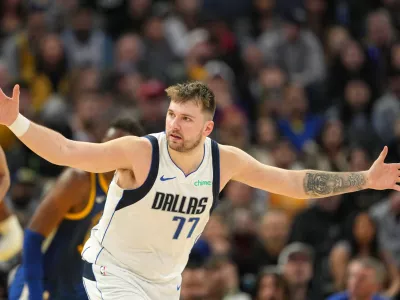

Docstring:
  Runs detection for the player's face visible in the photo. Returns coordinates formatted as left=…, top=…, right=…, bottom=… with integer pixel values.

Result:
left=166, top=101, right=214, bottom=153
left=102, top=128, right=129, bottom=142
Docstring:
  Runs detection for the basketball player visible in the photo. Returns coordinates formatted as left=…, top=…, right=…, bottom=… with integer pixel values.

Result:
left=0, top=82, right=399, bottom=300
left=8, top=118, right=144, bottom=300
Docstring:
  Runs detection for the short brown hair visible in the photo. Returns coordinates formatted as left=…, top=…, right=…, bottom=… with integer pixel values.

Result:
left=165, top=81, right=216, bottom=118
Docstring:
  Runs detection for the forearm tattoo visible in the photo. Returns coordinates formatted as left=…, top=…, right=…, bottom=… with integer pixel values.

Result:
left=303, top=172, right=366, bottom=197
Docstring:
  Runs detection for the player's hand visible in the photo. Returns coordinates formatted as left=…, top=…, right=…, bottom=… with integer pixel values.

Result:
left=367, top=146, right=400, bottom=191
left=0, top=84, right=20, bottom=126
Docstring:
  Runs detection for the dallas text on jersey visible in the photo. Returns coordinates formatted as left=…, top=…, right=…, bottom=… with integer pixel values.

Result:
left=151, top=192, right=208, bottom=215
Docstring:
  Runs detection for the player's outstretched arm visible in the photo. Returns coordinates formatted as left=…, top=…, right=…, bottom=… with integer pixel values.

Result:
left=0, top=85, right=141, bottom=173
left=22, top=169, right=89, bottom=299
left=222, top=145, right=400, bottom=199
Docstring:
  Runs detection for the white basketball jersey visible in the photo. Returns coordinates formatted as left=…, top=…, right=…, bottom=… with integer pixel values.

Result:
left=81, top=132, right=220, bottom=282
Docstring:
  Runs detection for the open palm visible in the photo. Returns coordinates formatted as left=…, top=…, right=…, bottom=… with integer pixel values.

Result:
left=368, top=146, right=400, bottom=191
left=0, top=85, right=20, bottom=126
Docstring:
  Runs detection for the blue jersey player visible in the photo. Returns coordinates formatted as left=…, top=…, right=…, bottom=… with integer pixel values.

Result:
left=8, top=118, right=144, bottom=300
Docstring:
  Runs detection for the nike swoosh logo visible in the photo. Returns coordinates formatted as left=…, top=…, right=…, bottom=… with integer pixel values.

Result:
left=177, top=285, right=181, bottom=291
left=160, top=175, right=176, bottom=181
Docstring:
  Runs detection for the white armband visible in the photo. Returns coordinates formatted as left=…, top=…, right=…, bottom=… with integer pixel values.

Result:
left=8, top=113, right=30, bottom=137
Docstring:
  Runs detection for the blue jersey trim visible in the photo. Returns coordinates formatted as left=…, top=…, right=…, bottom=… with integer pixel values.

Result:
left=210, top=140, right=220, bottom=214
left=115, top=135, right=160, bottom=211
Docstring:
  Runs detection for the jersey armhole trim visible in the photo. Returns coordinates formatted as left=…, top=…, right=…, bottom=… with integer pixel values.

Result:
left=210, top=140, right=220, bottom=214
left=115, top=135, right=160, bottom=211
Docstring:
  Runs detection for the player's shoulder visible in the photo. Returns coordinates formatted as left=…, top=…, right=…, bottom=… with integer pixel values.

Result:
left=125, top=133, right=162, bottom=165
left=217, top=144, right=246, bottom=169
left=217, top=143, right=244, bottom=159
left=119, top=134, right=154, bottom=153
left=135, top=132, right=165, bottom=152
left=217, top=143, right=257, bottom=174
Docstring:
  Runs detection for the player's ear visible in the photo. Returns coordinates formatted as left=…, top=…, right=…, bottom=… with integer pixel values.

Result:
left=203, top=121, right=214, bottom=137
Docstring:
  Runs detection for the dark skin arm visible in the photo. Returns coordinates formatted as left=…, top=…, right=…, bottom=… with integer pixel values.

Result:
left=28, top=168, right=90, bottom=237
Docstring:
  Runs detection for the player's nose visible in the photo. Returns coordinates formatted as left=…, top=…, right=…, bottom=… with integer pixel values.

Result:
left=170, top=117, right=181, bottom=130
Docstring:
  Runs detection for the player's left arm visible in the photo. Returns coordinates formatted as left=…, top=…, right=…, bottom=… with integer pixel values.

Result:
left=23, top=168, right=89, bottom=299
left=221, top=145, right=400, bottom=199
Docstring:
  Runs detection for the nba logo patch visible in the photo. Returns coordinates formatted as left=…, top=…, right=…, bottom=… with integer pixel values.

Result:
left=100, top=266, right=106, bottom=276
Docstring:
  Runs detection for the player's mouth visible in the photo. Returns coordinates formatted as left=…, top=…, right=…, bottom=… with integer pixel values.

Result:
left=170, top=133, right=182, bottom=141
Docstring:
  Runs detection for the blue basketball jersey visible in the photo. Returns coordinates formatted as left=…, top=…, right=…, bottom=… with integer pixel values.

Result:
left=43, top=173, right=108, bottom=299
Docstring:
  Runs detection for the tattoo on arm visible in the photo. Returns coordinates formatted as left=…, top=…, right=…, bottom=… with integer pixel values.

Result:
left=303, top=172, right=366, bottom=197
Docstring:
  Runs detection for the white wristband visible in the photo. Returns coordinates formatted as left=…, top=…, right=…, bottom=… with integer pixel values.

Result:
left=8, top=113, right=30, bottom=137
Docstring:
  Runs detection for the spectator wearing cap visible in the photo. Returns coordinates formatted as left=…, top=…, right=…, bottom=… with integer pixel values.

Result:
left=327, top=257, right=390, bottom=300
left=278, top=242, right=316, bottom=300
left=258, top=7, right=326, bottom=89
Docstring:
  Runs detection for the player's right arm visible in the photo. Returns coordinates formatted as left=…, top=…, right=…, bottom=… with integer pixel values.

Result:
left=23, top=168, right=90, bottom=300
left=0, top=85, right=143, bottom=173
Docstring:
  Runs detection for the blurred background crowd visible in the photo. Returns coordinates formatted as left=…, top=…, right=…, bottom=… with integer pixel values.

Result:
left=0, top=0, right=400, bottom=299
